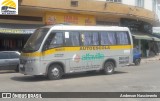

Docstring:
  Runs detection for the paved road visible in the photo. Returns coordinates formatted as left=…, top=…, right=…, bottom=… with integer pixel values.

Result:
left=0, top=61, right=160, bottom=101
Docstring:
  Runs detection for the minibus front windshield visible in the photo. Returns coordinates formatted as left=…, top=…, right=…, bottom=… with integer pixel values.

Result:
left=22, top=28, right=49, bottom=53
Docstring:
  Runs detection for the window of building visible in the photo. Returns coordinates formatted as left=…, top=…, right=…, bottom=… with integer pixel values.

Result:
left=152, top=0, right=156, bottom=12
left=65, top=32, right=80, bottom=46
left=136, top=0, right=144, bottom=8
left=81, top=32, right=99, bottom=46
left=71, top=0, right=78, bottom=7
left=100, top=32, right=116, bottom=45
left=106, top=0, right=122, bottom=3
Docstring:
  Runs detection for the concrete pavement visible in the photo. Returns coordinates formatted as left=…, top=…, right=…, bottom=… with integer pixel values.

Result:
left=141, top=54, right=160, bottom=63
left=0, top=60, right=160, bottom=101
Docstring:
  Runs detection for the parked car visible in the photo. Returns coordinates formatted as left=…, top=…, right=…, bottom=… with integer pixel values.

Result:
left=133, top=48, right=141, bottom=66
left=0, top=51, right=20, bottom=72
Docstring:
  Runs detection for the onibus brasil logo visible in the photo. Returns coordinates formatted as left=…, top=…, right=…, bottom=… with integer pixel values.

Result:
left=0, top=0, right=18, bottom=15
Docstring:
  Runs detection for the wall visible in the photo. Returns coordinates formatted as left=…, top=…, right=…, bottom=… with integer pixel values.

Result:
left=144, top=0, right=153, bottom=11
left=20, top=0, right=156, bottom=23
left=122, top=0, right=135, bottom=6
left=157, top=6, right=160, bottom=21
left=97, top=0, right=154, bottom=11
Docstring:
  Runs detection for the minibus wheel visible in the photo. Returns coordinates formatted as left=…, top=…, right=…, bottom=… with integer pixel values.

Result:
left=103, top=61, right=115, bottom=75
left=47, top=64, right=63, bottom=80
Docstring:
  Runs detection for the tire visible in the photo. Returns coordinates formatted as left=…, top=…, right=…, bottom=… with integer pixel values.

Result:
left=47, top=64, right=63, bottom=80
left=15, top=65, right=19, bottom=72
left=103, top=61, right=115, bottom=75
left=134, top=59, right=140, bottom=66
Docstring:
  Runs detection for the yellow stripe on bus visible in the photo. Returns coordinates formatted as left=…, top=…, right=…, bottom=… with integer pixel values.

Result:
left=21, top=45, right=133, bottom=57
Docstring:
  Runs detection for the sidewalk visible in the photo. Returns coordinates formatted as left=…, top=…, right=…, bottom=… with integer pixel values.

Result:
left=141, top=55, right=160, bottom=63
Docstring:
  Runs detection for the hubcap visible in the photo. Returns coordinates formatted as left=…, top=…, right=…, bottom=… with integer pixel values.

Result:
left=51, top=68, right=59, bottom=76
left=106, top=63, right=113, bottom=73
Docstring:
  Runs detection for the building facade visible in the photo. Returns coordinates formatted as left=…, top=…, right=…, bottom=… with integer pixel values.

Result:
left=157, top=1, right=160, bottom=22
left=0, top=0, right=160, bottom=56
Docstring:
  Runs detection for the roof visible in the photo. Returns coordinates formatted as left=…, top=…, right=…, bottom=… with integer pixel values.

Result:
left=42, top=24, right=130, bottom=31
left=0, top=23, right=44, bottom=29
left=132, top=32, right=160, bottom=41
left=0, top=23, right=44, bottom=34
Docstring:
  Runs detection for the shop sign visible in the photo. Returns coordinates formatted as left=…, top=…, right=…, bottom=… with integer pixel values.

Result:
left=45, top=12, right=96, bottom=25
left=0, top=28, right=35, bottom=34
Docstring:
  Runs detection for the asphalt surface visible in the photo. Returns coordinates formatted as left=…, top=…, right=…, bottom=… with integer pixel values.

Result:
left=0, top=61, right=160, bottom=101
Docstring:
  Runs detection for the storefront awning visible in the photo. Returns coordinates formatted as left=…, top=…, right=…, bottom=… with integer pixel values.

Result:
left=152, top=33, right=160, bottom=38
left=0, top=28, right=35, bottom=34
left=132, top=33, right=160, bottom=41
left=153, top=37, right=160, bottom=41
left=132, top=34, right=153, bottom=40
left=0, top=23, right=44, bottom=34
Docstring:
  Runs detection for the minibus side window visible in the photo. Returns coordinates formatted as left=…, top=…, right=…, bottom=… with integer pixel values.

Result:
left=100, top=31, right=116, bottom=45
left=92, top=32, right=99, bottom=45
left=43, top=32, right=63, bottom=50
left=65, top=32, right=80, bottom=46
left=81, top=32, right=99, bottom=46
left=116, top=31, right=130, bottom=45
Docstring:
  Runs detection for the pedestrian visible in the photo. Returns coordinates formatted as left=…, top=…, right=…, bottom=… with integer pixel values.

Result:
left=154, top=42, right=159, bottom=55
left=145, top=42, right=149, bottom=57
